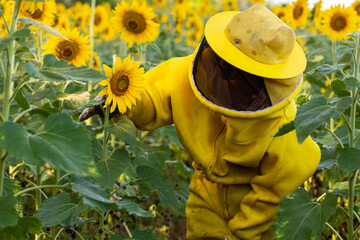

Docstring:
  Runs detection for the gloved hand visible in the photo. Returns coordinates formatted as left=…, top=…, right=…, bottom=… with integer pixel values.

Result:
left=79, top=95, right=106, bottom=122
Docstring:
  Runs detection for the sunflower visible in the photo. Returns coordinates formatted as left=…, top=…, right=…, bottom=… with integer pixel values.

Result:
left=98, top=55, right=145, bottom=114
left=42, top=28, right=92, bottom=67
left=321, top=5, right=358, bottom=42
left=222, top=0, right=238, bottom=11
left=101, top=25, right=118, bottom=41
left=313, top=0, right=324, bottom=33
left=94, top=5, right=109, bottom=36
left=87, top=51, right=102, bottom=71
left=19, top=0, right=56, bottom=26
left=351, top=0, right=360, bottom=19
left=272, top=5, right=289, bottom=21
left=250, top=0, right=264, bottom=5
left=285, top=0, right=310, bottom=29
left=113, top=0, right=160, bottom=47
left=54, top=15, right=70, bottom=31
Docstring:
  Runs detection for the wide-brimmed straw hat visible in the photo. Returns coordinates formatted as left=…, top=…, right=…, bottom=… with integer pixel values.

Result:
left=204, top=4, right=306, bottom=79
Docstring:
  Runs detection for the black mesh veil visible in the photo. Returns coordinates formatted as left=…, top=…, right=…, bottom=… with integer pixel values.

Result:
left=193, top=38, right=272, bottom=111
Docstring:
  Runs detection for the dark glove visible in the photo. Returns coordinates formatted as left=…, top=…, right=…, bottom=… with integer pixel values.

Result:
left=79, top=95, right=107, bottom=122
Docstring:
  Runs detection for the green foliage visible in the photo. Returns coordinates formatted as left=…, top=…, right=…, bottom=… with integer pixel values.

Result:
left=26, top=55, right=106, bottom=82
left=273, top=188, right=337, bottom=239
left=0, top=217, right=42, bottom=240
left=36, top=192, right=85, bottom=227
left=0, top=194, right=18, bottom=228
left=0, top=113, right=95, bottom=175
left=117, top=200, right=154, bottom=218
left=337, top=147, right=360, bottom=173
left=106, top=119, right=137, bottom=145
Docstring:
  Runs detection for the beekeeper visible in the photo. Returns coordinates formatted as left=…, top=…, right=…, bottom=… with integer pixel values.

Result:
left=80, top=4, right=320, bottom=240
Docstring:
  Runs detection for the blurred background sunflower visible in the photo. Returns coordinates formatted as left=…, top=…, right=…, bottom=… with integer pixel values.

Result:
left=98, top=55, right=145, bottom=114
left=113, top=0, right=160, bottom=47
left=19, top=0, right=56, bottom=26
left=285, top=0, right=310, bottom=29
left=321, top=4, right=358, bottom=41
left=42, top=28, right=92, bottom=67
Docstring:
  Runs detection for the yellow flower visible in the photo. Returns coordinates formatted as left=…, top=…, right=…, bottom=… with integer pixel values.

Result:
left=53, top=15, right=70, bottom=30
left=101, top=25, right=118, bottom=41
left=113, top=0, right=160, bottom=47
left=321, top=5, right=358, bottom=41
left=351, top=0, right=360, bottom=19
left=94, top=5, right=109, bottom=36
left=185, top=15, right=204, bottom=32
left=285, top=0, right=310, bottom=29
left=272, top=5, right=289, bottom=22
left=250, top=0, right=264, bottom=5
left=98, top=55, right=145, bottom=114
left=19, top=0, right=56, bottom=26
left=55, top=3, right=66, bottom=16
left=222, top=0, right=238, bottom=11
left=42, top=28, right=92, bottom=67
left=87, top=51, right=102, bottom=71
left=313, top=0, right=324, bottom=33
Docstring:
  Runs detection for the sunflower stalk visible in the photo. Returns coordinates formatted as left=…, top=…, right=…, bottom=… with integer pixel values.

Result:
left=0, top=0, right=21, bottom=198
left=346, top=28, right=360, bottom=240
left=102, top=105, right=110, bottom=161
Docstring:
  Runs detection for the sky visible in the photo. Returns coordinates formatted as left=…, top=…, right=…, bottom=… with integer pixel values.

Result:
left=270, top=0, right=353, bottom=9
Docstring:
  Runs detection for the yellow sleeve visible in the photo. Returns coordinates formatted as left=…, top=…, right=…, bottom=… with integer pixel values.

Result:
left=125, top=58, right=175, bottom=131
left=227, top=131, right=320, bottom=240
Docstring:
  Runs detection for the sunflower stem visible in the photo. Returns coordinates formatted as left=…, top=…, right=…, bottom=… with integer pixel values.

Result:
left=0, top=0, right=21, bottom=198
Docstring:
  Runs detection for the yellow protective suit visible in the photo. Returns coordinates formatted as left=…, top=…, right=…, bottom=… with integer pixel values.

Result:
left=123, top=46, right=321, bottom=239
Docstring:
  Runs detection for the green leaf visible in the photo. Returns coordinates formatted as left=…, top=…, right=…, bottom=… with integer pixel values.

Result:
left=36, top=192, right=85, bottom=227
left=305, top=64, right=344, bottom=76
left=0, top=217, right=42, bottom=240
left=337, top=147, right=360, bottom=173
left=70, top=176, right=118, bottom=211
left=326, top=182, right=360, bottom=198
left=117, top=200, right=154, bottom=218
left=18, top=17, right=65, bottom=38
left=96, top=149, right=131, bottom=188
left=26, top=55, right=106, bottom=82
left=332, top=96, right=351, bottom=120
left=317, top=148, right=338, bottom=170
left=343, top=77, right=360, bottom=89
left=130, top=228, right=157, bottom=240
left=175, top=160, right=194, bottom=179
left=77, top=99, right=103, bottom=112
left=136, top=166, right=179, bottom=210
left=0, top=113, right=94, bottom=175
left=330, top=79, right=350, bottom=97
left=15, top=90, right=30, bottom=110
left=0, top=194, right=18, bottom=228
left=108, top=234, right=123, bottom=240
left=0, top=37, right=15, bottom=51
left=273, top=188, right=336, bottom=240
left=336, top=45, right=353, bottom=59
left=11, top=28, right=31, bottom=42
left=106, top=119, right=137, bottom=145
left=295, top=97, right=335, bottom=144
left=274, top=121, right=295, bottom=137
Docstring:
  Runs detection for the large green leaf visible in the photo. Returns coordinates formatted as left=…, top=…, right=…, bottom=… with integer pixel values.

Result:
left=26, top=55, right=106, bottom=82
left=106, top=119, right=137, bottom=145
left=0, top=194, right=18, bottom=228
left=70, top=176, right=118, bottom=211
left=330, top=79, right=350, bottom=97
left=0, top=113, right=94, bottom=175
left=294, top=96, right=351, bottom=144
left=36, top=192, right=85, bottom=227
left=274, top=121, right=295, bottom=137
left=136, top=166, right=179, bottom=211
left=343, top=77, right=360, bottom=89
left=337, top=147, right=360, bottom=173
left=130, top=228, right=157, bottom=240
left=96, top=149, right=131, bottom=188
left=117, top=200, right=154, bottom=218
left=18, top=17, right=65, bottom=38
left=273, top=188, right=336, bottom=240
left=0, top=217, right=42, bottom=240
left=0, top=28, right=31, bottom=51
left=305, top=64, right=344, bottom=75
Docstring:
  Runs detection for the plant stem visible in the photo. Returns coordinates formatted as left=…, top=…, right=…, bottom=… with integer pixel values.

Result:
left=331, top=40, right=336, bottom=81
left=321, top=125, right=344, bottom=148
left=123, top=221, right=133, bottom=238
left=54, top=228, right=65, bottom=240
left=102, top=106, right=110, bottom=160
left=0, top=156, right=6, bottom=198
left=326, top=222, right=343, bottom=240
left=14, top=185, right=69, bottom=197
left=97, top=210, right=104, bottom=240
left=36, top=166, right=42, bottom=208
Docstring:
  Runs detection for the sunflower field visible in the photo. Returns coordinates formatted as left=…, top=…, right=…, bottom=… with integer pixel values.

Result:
left=1, top=0, right=360, bottom=239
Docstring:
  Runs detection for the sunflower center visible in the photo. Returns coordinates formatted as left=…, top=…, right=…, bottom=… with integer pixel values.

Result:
left=330, top=15, right=346, bottom=31
left=277, top=12, right=284, bottom=19
left=356, top=4, right=360, bottom=15
left=122, top=11, right=146, bottom=34
left=293, top=4, right=303, bottom=19
left=56, top=40, right=80, bottom=61
left=28, top=8, right=43, bottom=19
left=110, top=73, right=130, bottom=96
left=95, top=13, right=102, bottom=26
